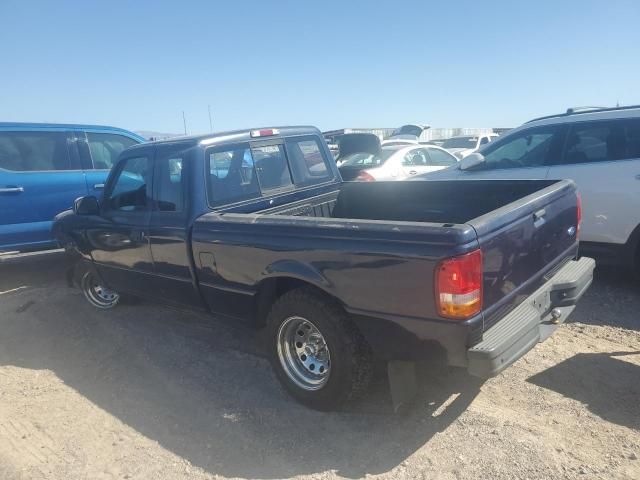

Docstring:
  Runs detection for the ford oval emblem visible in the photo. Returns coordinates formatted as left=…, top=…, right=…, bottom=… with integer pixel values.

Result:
left=567, top=226, right=576, bottom=237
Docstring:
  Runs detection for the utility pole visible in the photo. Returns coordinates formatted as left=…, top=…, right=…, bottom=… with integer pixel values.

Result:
left=208, top=104, right=213, bottom=132
left=182, top=111, right=187, bottom=136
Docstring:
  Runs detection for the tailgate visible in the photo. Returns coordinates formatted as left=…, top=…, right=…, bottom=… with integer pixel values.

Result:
left=468, top=180, right=580, bottom=335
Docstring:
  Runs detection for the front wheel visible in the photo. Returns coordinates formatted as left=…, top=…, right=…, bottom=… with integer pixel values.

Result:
left=267, top=287, right=373, bottom=410
left=81, top=271, right=120, bottom=309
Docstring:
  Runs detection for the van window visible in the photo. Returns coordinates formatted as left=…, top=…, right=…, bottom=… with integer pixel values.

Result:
left=207, top=144, right=260, bottom=206
left=558, top=118, right=640, bottom=165
left=285, top=136, right=332, bottom=185
left=0, top=131, right=71, bottom=171
left=252, top=144, right=293, bottom=190
left=86, top=133, right=138, bottom=169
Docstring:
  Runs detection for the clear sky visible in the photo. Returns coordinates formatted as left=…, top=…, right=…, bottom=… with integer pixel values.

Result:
left=1, top=0, right=639, bottom=134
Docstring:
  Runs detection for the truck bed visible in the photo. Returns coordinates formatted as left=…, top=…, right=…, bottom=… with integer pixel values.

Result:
left=258, top=180, right=558, bottom=224
left=192, top=179, right=579, bottom=365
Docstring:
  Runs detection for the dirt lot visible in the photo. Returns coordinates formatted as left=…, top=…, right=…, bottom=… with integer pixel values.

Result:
left=0, top=256, right=638, bottom=480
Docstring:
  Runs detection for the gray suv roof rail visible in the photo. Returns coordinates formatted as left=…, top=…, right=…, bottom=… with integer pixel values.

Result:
left=526, top=104, right=640, bottom=124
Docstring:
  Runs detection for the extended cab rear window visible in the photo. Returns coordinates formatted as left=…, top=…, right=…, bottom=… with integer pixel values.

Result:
left=206, top=135, right=334, bottom=207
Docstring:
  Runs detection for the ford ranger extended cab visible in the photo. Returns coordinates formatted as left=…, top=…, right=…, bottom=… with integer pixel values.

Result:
left=53, top=126, right=594, bottom=410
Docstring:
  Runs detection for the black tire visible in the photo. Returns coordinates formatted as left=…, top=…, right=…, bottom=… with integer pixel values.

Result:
left=266, top=287, right=373, bottom=410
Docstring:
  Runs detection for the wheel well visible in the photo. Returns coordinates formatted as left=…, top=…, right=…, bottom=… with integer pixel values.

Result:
left=253, top=277, right=336, bottom=326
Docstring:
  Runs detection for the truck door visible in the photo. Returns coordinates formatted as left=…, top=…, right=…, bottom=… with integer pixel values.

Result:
left=147, top=147, right=204, bottom=307
left=88, top=153, right=154, bottom=295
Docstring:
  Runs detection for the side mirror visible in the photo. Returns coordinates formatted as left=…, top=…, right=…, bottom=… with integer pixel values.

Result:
left=74, top=196, right=100, bottom=215
left=459, top=152, right=485, bottom=171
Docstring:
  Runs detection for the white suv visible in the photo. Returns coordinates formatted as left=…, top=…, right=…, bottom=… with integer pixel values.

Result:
left=422, top=106, right=640, bottom=272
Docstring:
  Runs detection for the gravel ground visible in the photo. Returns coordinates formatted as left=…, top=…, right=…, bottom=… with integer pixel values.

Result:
left=0, top=256, right=638, bottom=480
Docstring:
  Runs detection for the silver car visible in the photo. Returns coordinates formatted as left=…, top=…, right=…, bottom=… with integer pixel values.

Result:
left=338, top=144, right=458, bottom=181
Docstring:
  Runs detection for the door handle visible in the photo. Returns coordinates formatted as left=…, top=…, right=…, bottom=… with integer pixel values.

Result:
left=93, top=183, right=105, bottom=189
left=0, top=186, right=24, bottom=193
left=635, top=174, right=640, bottom=180
left=409, top=170, right=417, bottom=175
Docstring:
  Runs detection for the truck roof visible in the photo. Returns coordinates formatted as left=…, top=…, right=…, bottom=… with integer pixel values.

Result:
left=142, top=126, right=321, bottom=149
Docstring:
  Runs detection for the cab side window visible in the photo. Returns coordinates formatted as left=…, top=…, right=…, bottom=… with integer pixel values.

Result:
left=107, top=156, right=151, bottom=211
left=86, top=133, right=138, bottom=170
left=154, top=155, right=184, bottom=212
left=480, top=125, right=564, bottom=170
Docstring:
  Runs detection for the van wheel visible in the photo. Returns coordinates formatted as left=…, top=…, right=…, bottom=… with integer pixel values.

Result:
left=81, top=271, right=120, bottom=309
left=267, top=287, right=373, bottom=410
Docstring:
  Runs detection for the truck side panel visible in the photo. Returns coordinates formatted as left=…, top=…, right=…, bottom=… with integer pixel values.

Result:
left=191, top=215, right=478, bottom=323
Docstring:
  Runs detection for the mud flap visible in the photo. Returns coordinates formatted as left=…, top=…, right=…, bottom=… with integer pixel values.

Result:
left=387, top=360, right=418, bottom=413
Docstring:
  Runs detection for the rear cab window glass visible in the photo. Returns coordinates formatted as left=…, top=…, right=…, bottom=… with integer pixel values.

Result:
left=207, top=143, right=260, bottom=206
left=86, top=132, right=138, bottom=169
left=252, top=144, right=293, bottom=191
left=0, top=131, right=71, bottom=171
left=559, top=118, right=640, bottom=164
left=285, top=136, right=333, bottom=185
left=107, top=156, right=150, bottom=211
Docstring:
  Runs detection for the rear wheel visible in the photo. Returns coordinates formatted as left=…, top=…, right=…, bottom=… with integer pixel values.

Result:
left=267, top=287, right=373, bottom=410
left=81, top=271, right=120, bottom=309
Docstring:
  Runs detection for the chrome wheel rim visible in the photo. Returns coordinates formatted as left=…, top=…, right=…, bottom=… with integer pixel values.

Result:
left=83, top=272, right=119, bottom=306
left=276, top=316, right=331, bottom=391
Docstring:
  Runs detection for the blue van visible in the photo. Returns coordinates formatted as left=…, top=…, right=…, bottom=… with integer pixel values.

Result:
left=0, top=123, right=144, bottom=252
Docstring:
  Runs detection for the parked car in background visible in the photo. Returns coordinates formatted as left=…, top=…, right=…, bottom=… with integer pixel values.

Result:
left=53, top=125, right=593, bottom=410
left=419, top=105, right=640, bottom=274
left=442, top=133, right=498, bottom=159
left=381, top=123, right=430, bottom=146
left=337, top=133, right=458, bottom=181
left=0, top=123, right=144, bottom=252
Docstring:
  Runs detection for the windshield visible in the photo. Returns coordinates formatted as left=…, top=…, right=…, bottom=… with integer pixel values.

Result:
left=340, top=148, right=398, bottom=167
left=442, top=136, right=478, bottom=149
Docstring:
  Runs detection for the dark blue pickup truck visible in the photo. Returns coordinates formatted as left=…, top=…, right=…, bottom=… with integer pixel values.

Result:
left=53, top=126, right=594, bottom=410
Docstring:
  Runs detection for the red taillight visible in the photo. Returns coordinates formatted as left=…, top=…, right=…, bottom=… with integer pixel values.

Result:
left=356, top=171, right=375, bottom=182
left=435, top=249, right=483, bottom=320
left=576, top=192, right=582, bottom=238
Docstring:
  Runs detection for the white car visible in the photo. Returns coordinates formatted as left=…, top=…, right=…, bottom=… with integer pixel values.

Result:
left=338, top=144, right=458, bottom=181
left=420, top=105, right=640, bottom=273
left=442, top=134, right=498, bottom=159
